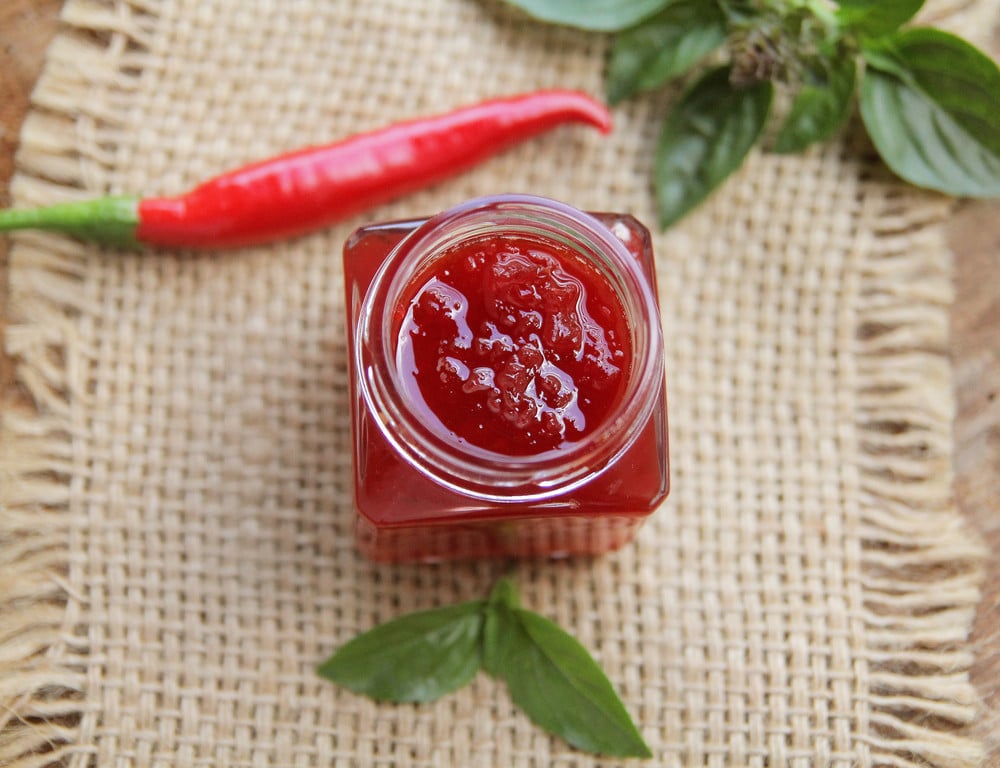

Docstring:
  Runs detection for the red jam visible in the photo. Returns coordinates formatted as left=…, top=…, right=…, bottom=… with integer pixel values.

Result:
left=395, top=235, right=631, bottom=456
left=344, top=195, right=669, bottom=562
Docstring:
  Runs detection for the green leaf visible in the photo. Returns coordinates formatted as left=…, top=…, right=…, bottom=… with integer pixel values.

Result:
left=483, top=606, right=503, bottom=678
left=860, top=28, right=1000, bottom=197
left=774, top=56, right=856, bottom=153
left=836, top=0, right=924, bottom=37
left=655, top=66, right=772, bottom=227
left=606, top=0, right=727, bottom=105
left=317, top=600, right=485, bottom=702
left=483, top=576, right=519, bottom=676
left=487, top=602, right=652, bottom=758
left=488, top=575, right=520, bottom=608
left=715, top=0, right=756, bottom=25
left=503, top=0, right=672, bottom=32
left=859, top=41, right=911, bottom=81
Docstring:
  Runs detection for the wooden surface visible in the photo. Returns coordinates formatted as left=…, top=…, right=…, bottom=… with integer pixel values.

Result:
left=2, top=0, right=999, bottom=758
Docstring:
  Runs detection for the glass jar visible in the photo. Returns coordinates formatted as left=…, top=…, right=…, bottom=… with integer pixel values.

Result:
left=343, top=194, right=669, bottom=562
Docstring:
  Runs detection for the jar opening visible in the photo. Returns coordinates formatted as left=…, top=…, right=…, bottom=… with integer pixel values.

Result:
left=356, top=194, right=663, bottom=502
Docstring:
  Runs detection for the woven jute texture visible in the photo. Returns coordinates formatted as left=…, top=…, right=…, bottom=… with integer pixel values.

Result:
left=3, top=1, right=997, bottom=766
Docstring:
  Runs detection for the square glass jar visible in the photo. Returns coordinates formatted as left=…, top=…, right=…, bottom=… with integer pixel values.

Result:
left=343, top=195, right=669, bottom=562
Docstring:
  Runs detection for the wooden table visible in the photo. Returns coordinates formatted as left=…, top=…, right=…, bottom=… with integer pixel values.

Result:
left=3, top=0, right=998, bottom=757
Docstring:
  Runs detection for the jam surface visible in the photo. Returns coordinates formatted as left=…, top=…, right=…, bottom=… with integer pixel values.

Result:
left=394, top=234, right=632, bottom=455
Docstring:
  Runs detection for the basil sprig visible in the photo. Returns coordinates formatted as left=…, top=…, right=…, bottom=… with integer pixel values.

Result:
left=317, top=577, right=652, bottom=758
left=504, top=0, right=1000, bottom=226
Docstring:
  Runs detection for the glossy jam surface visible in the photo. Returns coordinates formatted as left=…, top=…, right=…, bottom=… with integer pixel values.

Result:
left=395, top=235, right=631, bottom=456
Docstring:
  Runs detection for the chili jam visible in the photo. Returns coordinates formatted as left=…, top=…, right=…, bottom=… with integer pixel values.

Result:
left=397, top=234, right=632, bottom=456
left=344, top=195, right=669, bottom=562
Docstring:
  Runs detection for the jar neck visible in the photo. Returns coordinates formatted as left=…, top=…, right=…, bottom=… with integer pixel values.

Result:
left=355, top=194, right=663, bottom=502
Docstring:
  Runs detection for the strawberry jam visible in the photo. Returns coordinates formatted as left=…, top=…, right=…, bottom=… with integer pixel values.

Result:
left=344, top=195, right=668, bottom=562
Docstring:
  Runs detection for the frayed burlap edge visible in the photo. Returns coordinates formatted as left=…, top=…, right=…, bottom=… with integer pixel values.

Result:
left=852, top=182, right=986, bottom=768
left=1, top=3, right=152, bottom=765
left=0, top=1, right=994, bottom=767
left=854, top=7, right=998, bottom=767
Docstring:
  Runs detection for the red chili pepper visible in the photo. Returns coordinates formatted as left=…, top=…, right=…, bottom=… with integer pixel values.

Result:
left=0, top=90, right=611, bottom=249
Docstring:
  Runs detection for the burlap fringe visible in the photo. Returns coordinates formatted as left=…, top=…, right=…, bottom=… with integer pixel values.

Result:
left=854, top=187, right=986, bottom=768
left=1, top=3, right=152, bottom=766
left=851, top=9, right=996, bottom=767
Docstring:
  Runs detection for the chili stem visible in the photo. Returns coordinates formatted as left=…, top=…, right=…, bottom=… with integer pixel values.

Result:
left=0, top=197, right=140, bottom=248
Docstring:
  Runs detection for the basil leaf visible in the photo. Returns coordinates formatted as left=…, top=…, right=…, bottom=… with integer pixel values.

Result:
left=859, top=41, right=910, bottom=81
left=774, top=56, right=856, bottom=153
left=716, top=0, right=756, bottom=24
left=503, top=0, right=672, bottom=32
left=483, top=605, right=502, bottom=678
left=488, top=602, right=652, bottom=758
left=655, top=66, right=772, bottom=227
left=317, top=600, right=485, bottom=702
left=859, top=29, right=1000, bottom=197
left=606, top=0, right=727, bottom=105
left=488, top=575, right=520, bottom=608
left=836, top=0, right=924, bottom=37
left=483, top=576, right=519, bottom=676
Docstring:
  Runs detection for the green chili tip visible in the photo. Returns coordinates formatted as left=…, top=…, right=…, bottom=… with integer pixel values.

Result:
left=0, top=196, right=141, bottom=248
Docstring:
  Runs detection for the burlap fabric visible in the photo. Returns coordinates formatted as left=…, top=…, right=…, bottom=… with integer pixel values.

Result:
left=3, top=1, right=997, bottom=765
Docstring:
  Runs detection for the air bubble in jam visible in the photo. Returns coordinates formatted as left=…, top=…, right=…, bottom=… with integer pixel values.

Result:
left=395, top=235, right=631, bottom=455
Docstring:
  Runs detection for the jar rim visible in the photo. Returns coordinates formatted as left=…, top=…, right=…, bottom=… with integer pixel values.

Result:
left=354, top=194, right=664, bottom=502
